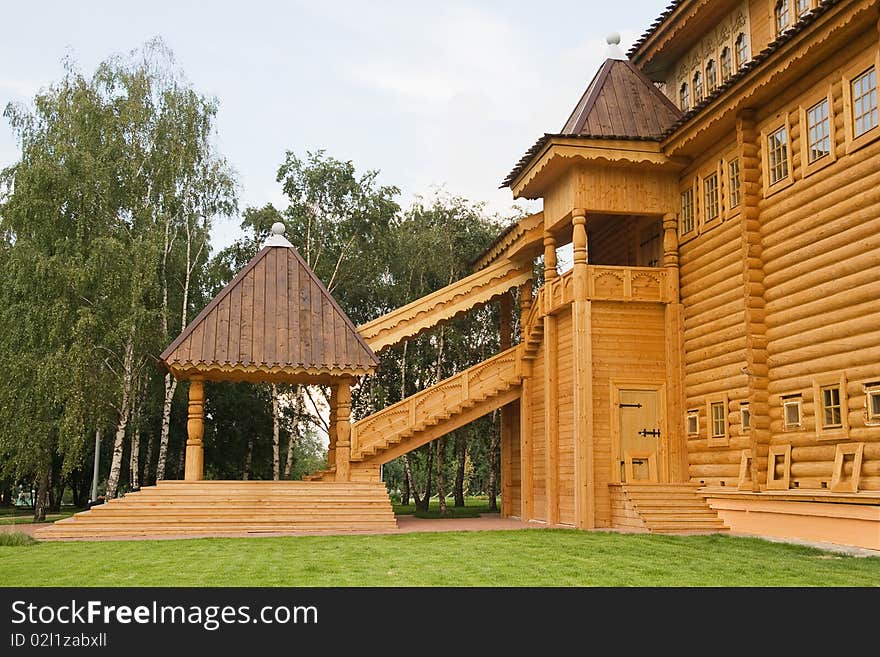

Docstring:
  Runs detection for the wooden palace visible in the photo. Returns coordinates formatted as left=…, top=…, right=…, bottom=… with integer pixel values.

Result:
left=41, top=0, right=880, bottom=549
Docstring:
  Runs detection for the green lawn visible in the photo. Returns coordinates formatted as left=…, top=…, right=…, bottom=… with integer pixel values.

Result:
left=0, top=510, right=78, bottom=525
left=393, top=496, right=493, bottom=518
left=1, top=530, right=877, bottom=586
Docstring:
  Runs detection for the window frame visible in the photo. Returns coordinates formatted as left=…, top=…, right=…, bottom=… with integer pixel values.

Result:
left=703, top=171, right=720, bottom=224
left=686, top=410, right=700, bottom=437
left=812, top=373, right=849, bottom=441
left=706, top=394, right=729, bottom=447
left=761, top=118, right=794, bottom=197
left=740, top=402, right=751, bottom=434
left=720, top=47, right=733, bottom=84
left=679, top=184, right=695, bottom=237
left=799, top=85, right=837, bottom=178
left=706, top=60, right=717, bottom=94
left=693, top=70, right=703, bottom=104
left=782, top=395, right=803, bottom=432
left=865, top=382, right=880, bottom=426
left=735, top=33, right=750, bottom=71
left=680, top=82, right=690, bottom=112
left=842, top=51, right=880, bottom=154
left=775, top=0, right=792, bottom=35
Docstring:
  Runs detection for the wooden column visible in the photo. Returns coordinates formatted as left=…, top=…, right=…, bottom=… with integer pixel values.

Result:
left=663, top=212, right=687, bottom=483
left=543, top=231, right=559, bottom=525
left=499, top=292, right=515, bottom=518
left=738, top=110, right=770, bottom=491
left=184, top=378, right=205, bottom=481
left=519, top=280, right=534, bottom=521
left=571, top=210, right=594, bottom=529
left=334, top=378, right=353, bottom=482
left=328, top=385, right=338, bottom=469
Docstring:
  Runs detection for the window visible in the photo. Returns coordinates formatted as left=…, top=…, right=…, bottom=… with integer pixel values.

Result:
left=865, top=383, right=880, bottom=424
left=735, top=33, right=750, bottom=70
left=721, top=47, right=733, bottom=83
left=852, top=67, right=878, bottom=138
left=706, top=60, right=717, bottom=93
left=796, top=0, right=811, bottom=17
left=680, top=82, right=690, bottom=111
left=740, top=403, right=751, bottom=432
left=680, top=188, right=695, bottom=234
left=820, top=385, right=843, bottom=428
left=776, top=0, right=791, bottom=35
left=804, top=98, right=831, bottom=163
left=693, top=71, right=703, bottom=103
left=767, top=126, right=789, bottom=185
left=703, top=173, right=719, bottom=221
left=783, top=395, right=802, bottom=430
left=711, top=402, right=726, bottom=438
left=728, top=158, right=741, bottom=208
left=687, top=411, right=699, bottom=436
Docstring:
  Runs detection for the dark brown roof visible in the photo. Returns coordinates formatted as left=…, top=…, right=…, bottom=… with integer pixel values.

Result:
left=561, top=59, right=682, bottom=138
left=627, top=1, right=686, bottom=59
left=502, top=57, right=681, bottom=188
left=160, top=243, right=378, bottom=380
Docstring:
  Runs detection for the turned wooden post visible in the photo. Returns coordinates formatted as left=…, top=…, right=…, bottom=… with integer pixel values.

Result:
left=335, top=378, right=353, bottom=482
left=519, top=280, right=534, bottom=521
left=184, top=378, right=205, bottom=481
left=543, top=230, right=559, bottom=524
left=328, top=385, right=338, bottom=469
left=663, top=212, right=687, bottom=483
left=571, top=209, right=595, bottom=529
left=499, top=292, right=514, bottom=517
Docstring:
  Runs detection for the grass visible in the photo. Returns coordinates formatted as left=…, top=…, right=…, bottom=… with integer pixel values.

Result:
left=0, top=530, right=877, bottom=587
left=0, top=510, right=78, bottom=525
left=0, top=532, right=36, bottom=547
left=393, top=496, right=494, bottom=518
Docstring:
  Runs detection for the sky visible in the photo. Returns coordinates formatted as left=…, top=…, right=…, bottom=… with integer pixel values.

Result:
left=0, top=0, right=670, bottom=252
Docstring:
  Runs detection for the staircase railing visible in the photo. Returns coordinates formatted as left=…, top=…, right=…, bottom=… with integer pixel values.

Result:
left=352, top=345, right=522, bottom=459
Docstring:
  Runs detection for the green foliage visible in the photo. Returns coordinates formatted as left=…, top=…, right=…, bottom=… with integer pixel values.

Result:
left=1, top=532, right=877, bottom=586
left=0, top=532, right=37, bottom=547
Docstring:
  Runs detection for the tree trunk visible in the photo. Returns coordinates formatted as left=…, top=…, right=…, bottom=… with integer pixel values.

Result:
left=106, top=332, right=135, bottom=499
left=487, top=414, right=500, bottom=512
left=454, top=432, right=466, bottom=507
left=272, top=384, right=281, bottom=481
left=33, top=465, right=50, bottom=522
left=284, top=388, right=301, bottom=479
left=401, top=466, right=411, bottom=506
left=129, top=375, right=144, bottom=490
left=243, top=435, right=254, bottom=480
left=144, top=425, right=156, bottom=485
left=436, top=438, right=448, bottom=516
left=414, top=442, right=434, bottom=512
left=156, top=374, right=177, bottom=481
left=404, top=453, right=423, bottom=510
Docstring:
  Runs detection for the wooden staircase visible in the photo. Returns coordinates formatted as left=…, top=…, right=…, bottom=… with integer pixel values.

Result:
left=306, top=346, right=523, bottom=482
left=35, top=480, right=397, bottom=540
left=610, top=483, right=729, bottom=534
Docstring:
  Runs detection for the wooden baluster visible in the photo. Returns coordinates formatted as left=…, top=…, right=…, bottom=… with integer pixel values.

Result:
left=663, top=212, right=687, bottom=483
left=499, top=292, right=514, bottom=517
left=184, top=377, right=205, bottom=481
left=328, top=384, right=338, bottom=468
left=543, top=231, right=559, bottom=525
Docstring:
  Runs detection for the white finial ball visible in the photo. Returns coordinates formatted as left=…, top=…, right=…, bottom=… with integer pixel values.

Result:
left=607, top=32, right=621, bottom=46
left=271, top=222, right=286, bottom=236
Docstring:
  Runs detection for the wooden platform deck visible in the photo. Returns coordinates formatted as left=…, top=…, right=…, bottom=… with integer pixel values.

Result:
left=34, top=480, right=397, bottom=540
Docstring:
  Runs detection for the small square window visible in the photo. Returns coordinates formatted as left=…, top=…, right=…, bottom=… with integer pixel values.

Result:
left=740, top=404, right=751, bottom=432
left=783, top=396, right=802, bottom=430
left=686, top=411, right=699, bottom=436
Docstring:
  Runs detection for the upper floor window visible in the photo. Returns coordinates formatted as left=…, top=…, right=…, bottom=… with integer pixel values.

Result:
left=721, top=48, right=733, bottom=83
left=680, top=82, right=690, bottom=111
left=704, top=173, right=720, bottom=221
left=706, top=60, right=717, bottom=93
left=768, top=126, right=789, bottom=185
left=680, top=188, right=695, bottom=234
left=776, top=0, right=791, bottom=35
left=728, top=159, right=741, bottom=208
left=796, top=0, right=811, bottom=17
left=806, top=98, right=831, bottom=163
left=852, top=67, right=878, bottom=138
left=735, top=33, right=750, bottom=70
left=693, top=71, right=703, bottom=103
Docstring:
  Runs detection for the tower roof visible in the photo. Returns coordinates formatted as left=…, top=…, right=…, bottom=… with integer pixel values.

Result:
left=160, top=236, right=378, bottom=383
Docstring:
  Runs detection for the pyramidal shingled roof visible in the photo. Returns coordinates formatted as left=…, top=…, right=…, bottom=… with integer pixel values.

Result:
left=160, top=236, right=378, bottom=381
left=503, top=57, right=682, bottom=188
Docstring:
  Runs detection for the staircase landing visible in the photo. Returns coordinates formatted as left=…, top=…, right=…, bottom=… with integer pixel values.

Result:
left=34, top=480, right=397, bottom=540
left=609, top=483, right=729, bottom=534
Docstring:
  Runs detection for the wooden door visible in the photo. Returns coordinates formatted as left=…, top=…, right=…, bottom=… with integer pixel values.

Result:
left=618, top=389, right=661, bottom=482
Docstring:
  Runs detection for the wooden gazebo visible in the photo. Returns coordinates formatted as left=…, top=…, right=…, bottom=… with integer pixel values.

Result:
left=159, top=223, right=379, bottom=482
